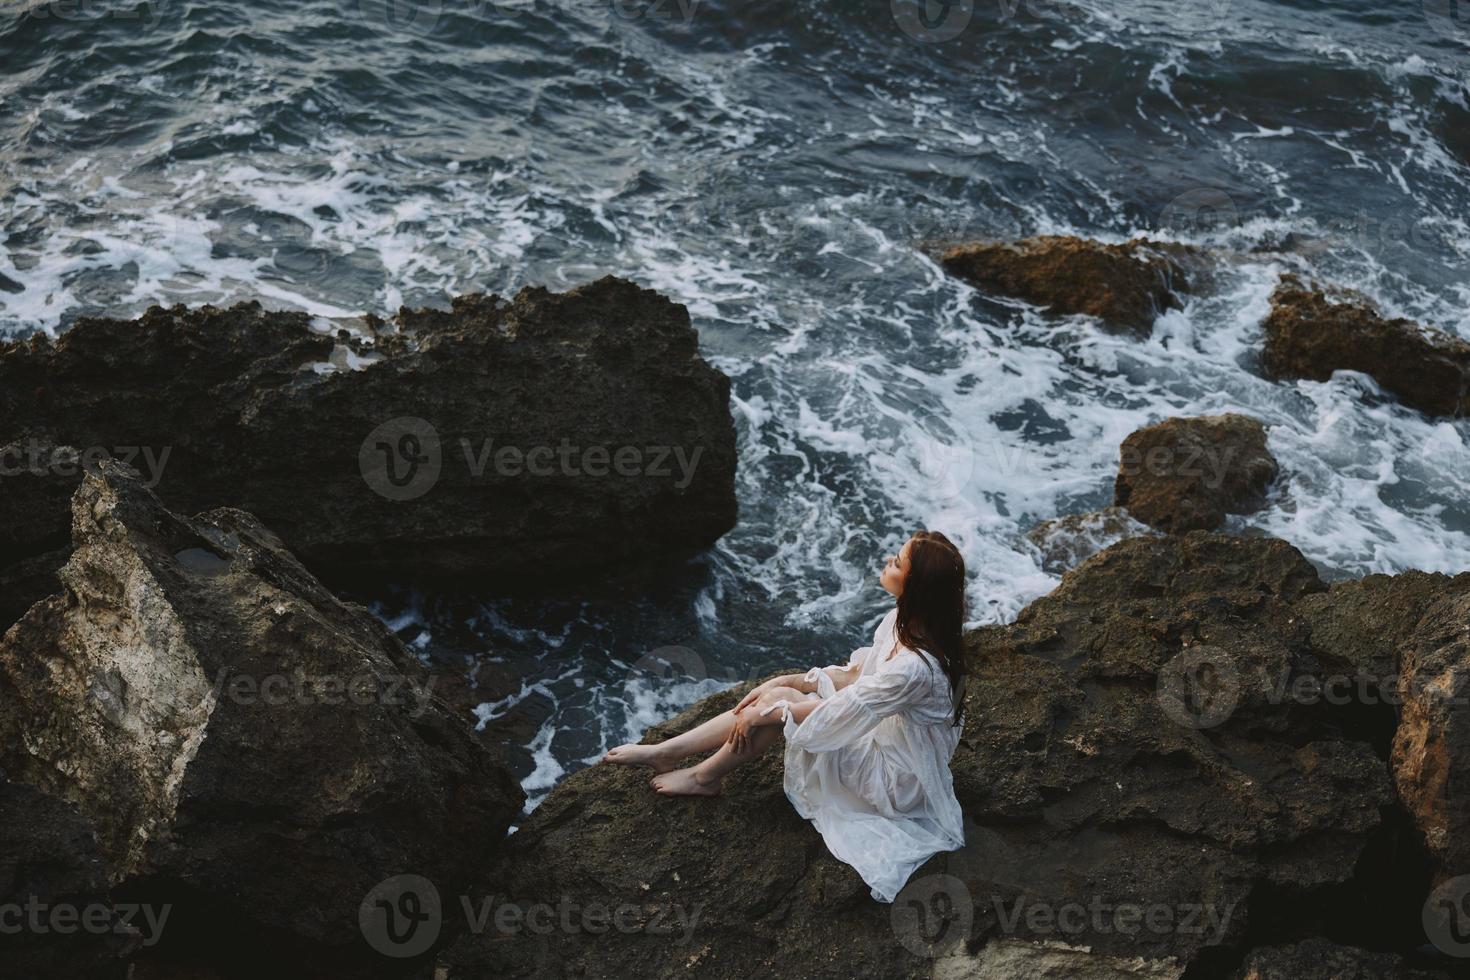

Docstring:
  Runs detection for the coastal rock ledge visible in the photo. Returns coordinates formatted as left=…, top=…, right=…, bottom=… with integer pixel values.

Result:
left=4, top=468, right=1465, bottom=978
left=0, top=276, right=738, bottom=628
left=440, top=532, right=1458, bottom=980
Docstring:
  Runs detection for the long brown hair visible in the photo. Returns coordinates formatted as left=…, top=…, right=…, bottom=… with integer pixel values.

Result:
left=894, top=530, right=967, bottom=727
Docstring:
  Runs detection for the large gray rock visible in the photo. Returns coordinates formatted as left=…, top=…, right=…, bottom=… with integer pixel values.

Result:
left=0, top=462, right=524, bottom=975
left=0, top=277, right=737, bottom=627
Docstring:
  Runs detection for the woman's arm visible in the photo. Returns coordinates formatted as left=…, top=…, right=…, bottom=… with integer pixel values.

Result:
left=820, top=662, right=864, bottom=693
left=747, top=692, right=822, bottom=727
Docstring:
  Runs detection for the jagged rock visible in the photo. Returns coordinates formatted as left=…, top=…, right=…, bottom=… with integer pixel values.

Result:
left=1025, top=506, right=1155, bottom=573
left=935, top=939, right=1182, bottom=979
left=441, top=678, right=925, bottom=980
left=0, top=277, right=738, bottom=628
left=940, top=236, right=1195, bottom=336
left=1261, top=275, right=1470, bottom=418
left=0, top=462, right=524, bottom=975
left=1114, top=414, right=1278, bottom=533
left=1231, top=938, right=1452, bottom=979
left=1294, top=572, right=1461, bottom=688
left=1391, top=585, right=1470, bottom=879
left=441, top=533, right=1399, bottom=977
left=1294, top=571, right=1470, bottom=884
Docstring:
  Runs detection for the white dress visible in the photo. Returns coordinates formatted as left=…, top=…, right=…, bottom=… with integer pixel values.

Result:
left=761, top=607, right=966, bottom=903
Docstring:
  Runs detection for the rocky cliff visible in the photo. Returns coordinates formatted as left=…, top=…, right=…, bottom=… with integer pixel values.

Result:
left=439, top=530, right=1465, bottom=978
left=0, top=277, right=738, bottom=628
left=0, top=463, right=523, bottom=978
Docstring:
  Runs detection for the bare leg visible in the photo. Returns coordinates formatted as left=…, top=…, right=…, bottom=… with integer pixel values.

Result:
left=602, top=707, right=743, bottom=772
left=650, top=722, right=784, bottom=797
left=652, top=685, right=804, bottom=797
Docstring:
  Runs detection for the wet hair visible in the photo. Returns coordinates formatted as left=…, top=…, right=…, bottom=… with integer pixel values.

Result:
left=894, top=530, right=967, bottom=727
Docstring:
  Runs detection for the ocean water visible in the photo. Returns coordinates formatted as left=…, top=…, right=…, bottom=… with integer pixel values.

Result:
left=3, top=0, right=1468, bottom=814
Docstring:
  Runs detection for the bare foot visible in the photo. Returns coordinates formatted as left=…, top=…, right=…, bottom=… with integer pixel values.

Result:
left=601, top=742, right=676, bottom=773
left=650, top=767, right=721, bottom=797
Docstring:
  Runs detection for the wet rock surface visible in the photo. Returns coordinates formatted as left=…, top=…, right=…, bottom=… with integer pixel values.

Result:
left=1025, top=505, right=1155, bottom=573
left=0, top=462, right=524, bottom=976
left=1231, top=937, right=1452, bottom=979
left=0, top=277, right=738, bottom=629
left=438, top=532, right=1458, bottom=979
left=1294, top=570, right=1470, bottom=890
left=940, top=235, right=1195, bottom=336
left=1261, top=275, right=1470, bottom=418
left=1113, top=413, right=1279, bottom=533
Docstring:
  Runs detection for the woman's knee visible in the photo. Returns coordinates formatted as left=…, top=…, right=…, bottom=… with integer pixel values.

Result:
left=765, top=685, right=806, bottom=703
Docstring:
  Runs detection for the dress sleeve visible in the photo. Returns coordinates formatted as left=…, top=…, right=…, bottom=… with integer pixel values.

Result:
left=768, top=655, right=934, bottom=752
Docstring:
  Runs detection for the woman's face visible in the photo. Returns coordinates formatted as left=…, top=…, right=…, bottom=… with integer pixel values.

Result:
left=880, top=539, right=913, bottom=597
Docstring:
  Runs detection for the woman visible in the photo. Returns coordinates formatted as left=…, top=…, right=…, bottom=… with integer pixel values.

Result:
left=603, top=530, right=968, bottom=903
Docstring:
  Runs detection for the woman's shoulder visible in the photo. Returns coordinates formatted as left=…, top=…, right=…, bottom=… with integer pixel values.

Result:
left=884, top=641, right=939, bottom=676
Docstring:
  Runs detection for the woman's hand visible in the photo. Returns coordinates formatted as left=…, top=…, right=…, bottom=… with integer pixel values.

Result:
left=726, top=710, right=757, bottom=754
left=734, top=675, right=798, bottom=716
